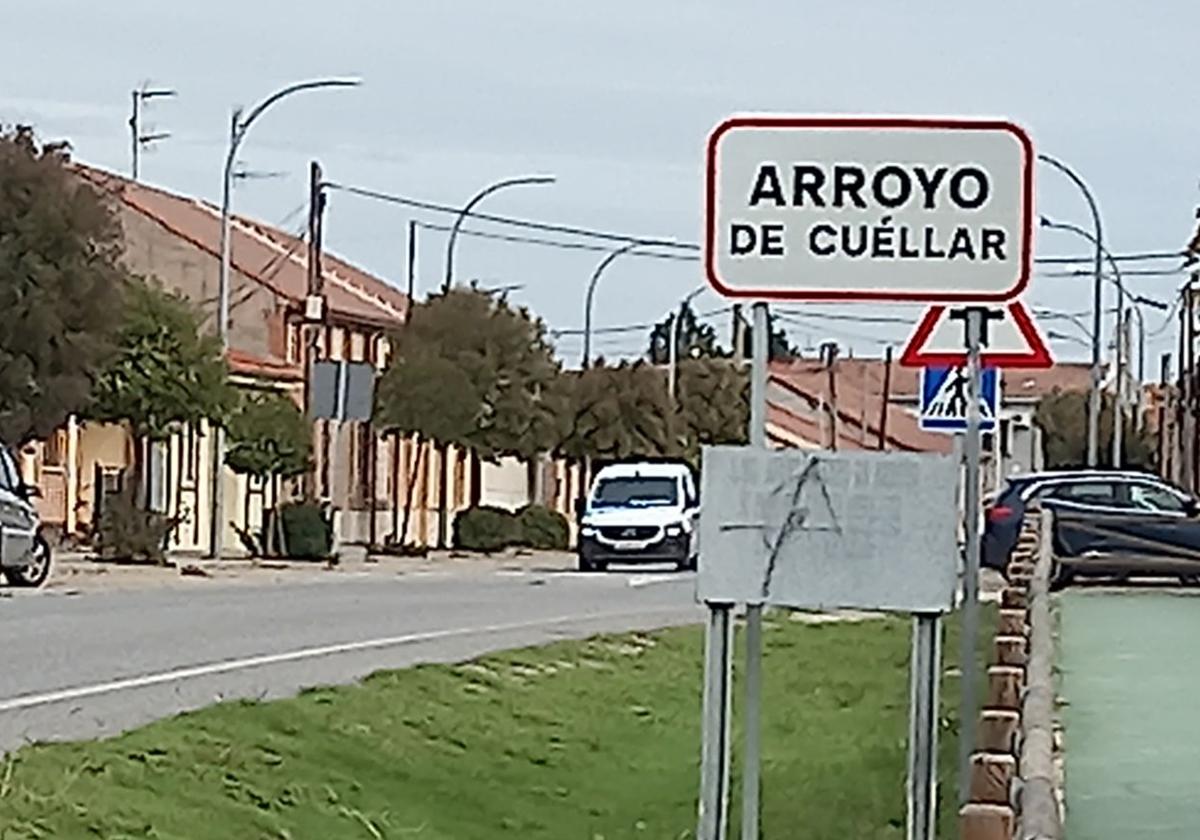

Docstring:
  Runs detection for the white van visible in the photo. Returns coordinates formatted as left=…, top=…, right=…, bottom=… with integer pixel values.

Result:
left=577, top=461, right=699, bottom=572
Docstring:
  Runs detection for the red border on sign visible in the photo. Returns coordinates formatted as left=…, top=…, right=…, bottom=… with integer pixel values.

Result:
left=703, top=115, right=1035, bottom=302
left=898, top=301, right=1054, bottom=369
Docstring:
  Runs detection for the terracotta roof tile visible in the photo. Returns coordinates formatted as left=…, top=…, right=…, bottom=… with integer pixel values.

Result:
left=74, top=164, right=408, bottom=327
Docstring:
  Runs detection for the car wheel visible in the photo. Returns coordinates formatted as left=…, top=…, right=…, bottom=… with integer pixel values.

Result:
left=577, top=553, right=606, bottom=573
left=676, top=541, right=698, bottom=572
left=1048, top=560, right=1073, bottom=592
left=3, top=535, right=52, bottom=588
left=1180, top=575, right=1200, bottom=587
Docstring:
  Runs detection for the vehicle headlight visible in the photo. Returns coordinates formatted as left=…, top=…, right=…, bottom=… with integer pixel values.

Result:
left=665, top=524, right=684, bottom=538
left=580, top=526, right=597, bottom=538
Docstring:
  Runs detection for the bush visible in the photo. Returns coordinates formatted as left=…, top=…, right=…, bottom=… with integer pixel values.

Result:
left=96, top=490, right=177, bottom=565
left=453, top=506, right=518, bottom=553
left=516, top=504, right=570, bottom=551
left=281, top=502, right=332, bottom=560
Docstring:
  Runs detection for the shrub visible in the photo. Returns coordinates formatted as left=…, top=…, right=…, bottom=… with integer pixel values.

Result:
left=281, top=502, right=332, bottom=560
left=453, top=506, right=518, bottom=553
left=516, top=504, right=570, bottom=551
left=96, top=490, right=177, bottom=565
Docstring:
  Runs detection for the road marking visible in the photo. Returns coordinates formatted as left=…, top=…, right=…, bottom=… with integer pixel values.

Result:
left=0, top=607, right=697, bottom=715
left=628, top=573, right=693, bottom=588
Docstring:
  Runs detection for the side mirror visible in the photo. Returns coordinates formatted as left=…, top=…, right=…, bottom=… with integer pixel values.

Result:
left=574, top=496, right=586, bottom=524
left=1186, top=499, right=1200, bottom=517
left=19, top=483, right=41, bottom=500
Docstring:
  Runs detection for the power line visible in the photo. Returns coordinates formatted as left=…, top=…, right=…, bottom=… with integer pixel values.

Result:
left=325, top=181, right=698, bottom=251
left=414, top=220, right=697, bottom=263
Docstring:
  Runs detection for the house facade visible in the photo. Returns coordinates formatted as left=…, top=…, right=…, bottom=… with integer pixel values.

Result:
left=24, top=166, right=563, bottom=555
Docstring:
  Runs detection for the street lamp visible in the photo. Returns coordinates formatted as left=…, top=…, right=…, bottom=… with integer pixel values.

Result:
left=1038, top=153, right=1104, bottom=467
left=667, top=287, right=707, bottom=402
left=1041, top=215, right=1135, bottom=467
left=209, top=76, right=361, bottom=560
left=583, top=239, right=675, bottom=367
left=442, top=175, right=556, bottom=293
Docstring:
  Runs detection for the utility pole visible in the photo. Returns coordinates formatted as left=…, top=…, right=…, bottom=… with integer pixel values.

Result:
left=732, top=305, right=745, bottom=365
left=878, top=346, right=893, bottom=450
left=406, top=220, right=418, bottom=307
left=304, top=161, right=327, bottom=500
left=822, top=342, right=839, bottom=450
left=128, top=84, right=176, bottom=180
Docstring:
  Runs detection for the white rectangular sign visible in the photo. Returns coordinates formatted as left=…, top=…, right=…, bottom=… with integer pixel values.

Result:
left=704, top=116, right=1033, bottom=302
left=697, top=447, right=959, bottom=613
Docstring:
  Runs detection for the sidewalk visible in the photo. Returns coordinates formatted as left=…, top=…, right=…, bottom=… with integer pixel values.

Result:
left=39, top=548, right=579, bottom=593
left=1060, top=588, right=1200, bottom=839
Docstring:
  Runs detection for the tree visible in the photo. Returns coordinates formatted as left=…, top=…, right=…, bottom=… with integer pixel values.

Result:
left=226, top=390, right=312, bottom=480
left=648, top=303, right=723, bottom=364
left=737, top=312, right=799, bottom=362
left=374, top=351, right=479, bottom=546
left=89, top=280, right=233, bottom=501
left=0, top=126, right=126, bottom=444
left=553, top=360, right=682, bottom=463
left=373, top=288, right=561, bottom=545
left=1034, top=390, right=1156, bottom=469
left=225, top=389, right=313, bottom=556
left=676, top=358, right=749, bottom=462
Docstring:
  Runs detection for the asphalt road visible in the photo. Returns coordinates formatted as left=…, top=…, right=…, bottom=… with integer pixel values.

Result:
left=0, top=566, right=700, bottom=753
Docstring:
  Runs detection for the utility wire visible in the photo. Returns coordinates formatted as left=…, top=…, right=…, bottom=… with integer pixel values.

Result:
left=328, top=180, right=1183, bottom=266
left=325, top=181, right=697, bottom=251
left=414, top=220, right=696, bottom=263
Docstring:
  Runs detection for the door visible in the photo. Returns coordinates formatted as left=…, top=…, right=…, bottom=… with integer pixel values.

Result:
left=1043, top=480, right=1125, bottom=556
left=0, top=447, right=36, bottom=567
left=1107, top=481, right=1200, bottom=562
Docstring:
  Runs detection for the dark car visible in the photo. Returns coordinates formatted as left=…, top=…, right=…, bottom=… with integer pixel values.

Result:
left=983, top=470, right=1200, bottom=584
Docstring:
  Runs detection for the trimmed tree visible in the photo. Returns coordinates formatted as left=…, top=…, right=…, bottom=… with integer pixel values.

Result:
left=375, top=289, right=561, bottom=547
left=676, top=358, right=749, bottom=463
left=0, top=126, right=126, bottom=444
left=1034, top=389, right=1156, bottom=469
left=89, top=280, right=233, bottom=507
left=226, top=389, right=313, bottom=555
left=374, top=350, right=479, bottom=547
left=554, top=360, right=682, bottom=463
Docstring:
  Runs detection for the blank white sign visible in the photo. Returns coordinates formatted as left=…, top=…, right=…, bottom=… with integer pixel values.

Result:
left=697, top=447, right=958, bottom=614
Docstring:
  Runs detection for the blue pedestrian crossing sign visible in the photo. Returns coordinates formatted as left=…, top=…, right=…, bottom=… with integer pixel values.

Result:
left=919, top=366, right=999, bottom=432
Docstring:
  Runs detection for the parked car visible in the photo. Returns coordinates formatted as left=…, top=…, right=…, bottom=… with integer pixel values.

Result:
left=0, top=444, right=52, bottom=587
left=576, top=461, right=700, bottom=572
left=982, top=469, right=1200, bottom=585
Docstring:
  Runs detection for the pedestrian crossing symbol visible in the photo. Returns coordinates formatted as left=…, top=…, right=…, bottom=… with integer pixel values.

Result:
left=919, top=366, right=999, bottom=433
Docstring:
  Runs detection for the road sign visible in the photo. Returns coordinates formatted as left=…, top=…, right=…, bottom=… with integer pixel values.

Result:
left=704, top=116, right=1033, bottom=302
left=697, top=447, right=959, bottom=612
left=309, top=360, right=376, bottom=421
left=899, top=301, right=1053, bottom=369
left=919, top=366, right=999, bottom=432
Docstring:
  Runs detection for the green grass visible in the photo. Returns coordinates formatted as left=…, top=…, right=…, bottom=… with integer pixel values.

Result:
left=0, top=611, right=991, bottom=839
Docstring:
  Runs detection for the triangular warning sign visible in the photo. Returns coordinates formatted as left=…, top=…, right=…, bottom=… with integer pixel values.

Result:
left=899, top=301, right=1053, bottom=369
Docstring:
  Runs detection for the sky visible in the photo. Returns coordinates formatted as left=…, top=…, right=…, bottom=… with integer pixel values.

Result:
left=5, top=0, right=1197, bottom=369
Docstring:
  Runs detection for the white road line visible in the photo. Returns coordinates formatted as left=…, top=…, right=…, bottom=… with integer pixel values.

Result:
left=627, top=573, right=692, bottom=588
left=0, top=607, right=695, bottom=715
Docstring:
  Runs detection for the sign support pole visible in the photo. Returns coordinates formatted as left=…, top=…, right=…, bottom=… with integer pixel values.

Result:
left=908, top=613, right=942, bottom=840
left=957, top=309, right=984, bottom=804
left=742, top=301, right=769, bottom=840
left=698, top=603, right=734, bottom=840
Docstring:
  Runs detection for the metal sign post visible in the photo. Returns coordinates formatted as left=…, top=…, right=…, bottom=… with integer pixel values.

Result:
left=957, top=308, right=985, bottom=804
left=698, top=604, right=734, bottom=839
left=742, top=301, right=769, bottom=840
left=908, top=614, right=943, bottom=840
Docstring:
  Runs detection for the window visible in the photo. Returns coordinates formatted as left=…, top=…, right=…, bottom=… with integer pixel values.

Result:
left=593, top=477, right=679, bottom=507
left=1127, top=483, right=1188, bottom=514
left=1050, top=482, right=1117, bottom=505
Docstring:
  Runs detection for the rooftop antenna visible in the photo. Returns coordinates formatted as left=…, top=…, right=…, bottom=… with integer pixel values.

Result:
left=129, top=82, right=177, bottom=181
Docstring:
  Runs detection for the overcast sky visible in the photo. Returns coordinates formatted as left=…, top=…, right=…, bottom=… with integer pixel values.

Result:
left=6, top=0, right=1196, bottom=367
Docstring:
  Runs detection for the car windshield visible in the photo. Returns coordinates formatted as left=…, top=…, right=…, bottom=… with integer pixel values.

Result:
left=593, top=476, right=678, bottom=508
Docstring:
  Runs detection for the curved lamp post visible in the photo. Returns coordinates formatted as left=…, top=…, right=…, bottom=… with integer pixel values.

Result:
left=668, top=286, right=708, bottom=402
left=581, top=240, right=649, bottom=367
left=442, top=175, right=556, bottom=293
left=1037, top=153, right=1104, bottom=467
left=210, top=76, right=361, bottom=560
left=1041, top=216, right=1137, bottom=467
